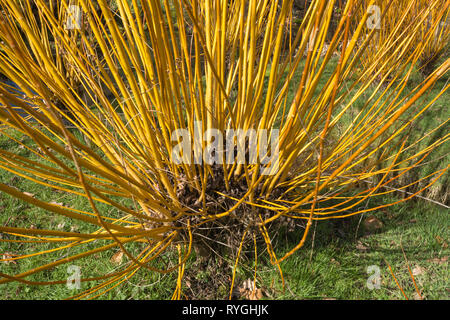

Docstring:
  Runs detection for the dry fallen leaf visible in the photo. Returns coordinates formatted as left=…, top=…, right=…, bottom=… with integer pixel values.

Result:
left=363, top=216, right=383, bottom=232
left=435, top=236, right=448, bottom=248
left=356, top=241, right=369, bottom=252
left=413, top=292, right=424, bottom=300
left=330, top=258, right=340, bottom=266
left=249, top=288, right=263, bottom=300
left=241, top=278, right=254, bottom=291
left=238, top=278, right=264, bottom=300
left=110, top=251, right=124, bottom=265
left=412, top=265, right=425, bottom=276
left=426, top=256, right=448, bottom=264
left=23, top=192, right=35, bottom=198
left=2, top=252, right=17, bottom=265
left=49, top=201, right=64, bottom=206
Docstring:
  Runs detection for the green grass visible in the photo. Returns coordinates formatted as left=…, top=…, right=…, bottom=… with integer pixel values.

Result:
left=1, top=186, right=448, bottom=299
left=257, top=198, right=449, bottom=300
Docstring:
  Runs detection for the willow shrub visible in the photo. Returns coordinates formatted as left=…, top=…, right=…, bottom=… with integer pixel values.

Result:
left=353, top=0, right=450, bottom=80
left=0, top=0, right=448, bottom=299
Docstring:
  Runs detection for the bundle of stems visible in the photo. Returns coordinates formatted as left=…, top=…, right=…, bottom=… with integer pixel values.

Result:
left=353, top=0, right=449, bottom=80
left=418, top=1, right=449, bottom=75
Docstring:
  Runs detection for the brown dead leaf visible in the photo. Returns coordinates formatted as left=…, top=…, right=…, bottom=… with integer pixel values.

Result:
left=330, top=258, right=340, bottom=266
left=49, top=201, right=64, bottom=206
left=23, top=192, right=35, bottom=198
left=363, top=216, right=383, bottom=232
left=412, top=265, right=425, bottom=276
left=242, top=288, right=262, bottom=300
left=426, top=256, right=448, bottom=264
left=2, top=252, right=17, bottom=265
left=249, top=288, right=263, bottom=300
left=435, top=236, right=448, bottom=248
left=110, top=251, right=124, bottom=265
left=36, top=147, right=52, bottom=154
left=413, top=292, right=424, bottom=300
left=356, top=241, right=369, bottom=252
left=242, top=278, right=254, bottom=291
left=238, top=279, right=264, bottom=300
